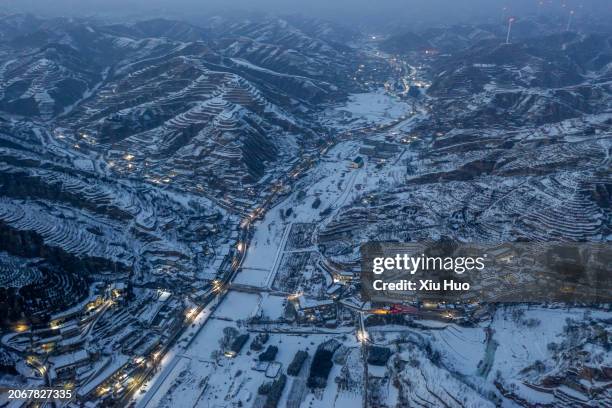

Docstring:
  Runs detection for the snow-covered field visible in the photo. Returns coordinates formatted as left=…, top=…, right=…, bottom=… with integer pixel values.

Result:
left=139, top=289, right=357, bottom=408
left=323, top=89, right=411, bottom=128
left=237, top=137, right=409, bottom=289
left=237, top=141, right=361, bottom=287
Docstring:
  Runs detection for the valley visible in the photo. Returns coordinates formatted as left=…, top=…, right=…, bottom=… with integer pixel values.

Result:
left=0, top=10, right=610, bottom=408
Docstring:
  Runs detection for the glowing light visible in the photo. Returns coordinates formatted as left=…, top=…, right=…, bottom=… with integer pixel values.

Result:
left=287, top=292, right=302, bottom=301
left=13, top=322, right=29, bottom=333
left=357, top=329, right=369, bottom=343
left=41, top=343, right=54, bottom=352
left=212, top=280, right=223, bottom=293
left=123, top=153, right=135, bottom=161
left=185, top=308, right=198, bottom=321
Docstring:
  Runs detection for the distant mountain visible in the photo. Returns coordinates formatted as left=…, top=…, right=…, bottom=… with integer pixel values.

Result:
left=428, top=32, right=612, bottom=97
left=0, top=43, right=103, bottom=118
left=380, top=31, right=432, bottom=53
left=102, top=18, right=209, bottom=42
left=208, top=17, right=361, bottom=87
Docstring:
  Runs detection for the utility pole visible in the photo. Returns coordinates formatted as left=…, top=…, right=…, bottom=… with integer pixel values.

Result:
left=506, top=17, right=515, bottom=45
left=566, top=10, right=574, bottom=31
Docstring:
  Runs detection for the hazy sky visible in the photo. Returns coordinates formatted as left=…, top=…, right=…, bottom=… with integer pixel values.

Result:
left=3, top=0, right=611, bottom=26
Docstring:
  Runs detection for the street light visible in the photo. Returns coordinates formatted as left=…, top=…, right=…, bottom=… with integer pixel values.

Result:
left=185, top=308, right=198, bottom=322
left=566, top=10, right=574, bottom=31
left=212, top=280, right=223, bottom=293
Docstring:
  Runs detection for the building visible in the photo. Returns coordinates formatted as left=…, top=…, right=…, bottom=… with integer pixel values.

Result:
left=295, top=296, right=336, bottom=323
left=51, top=350, right=90, bottom=379
left=359, top=139, right=399, bottom=160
